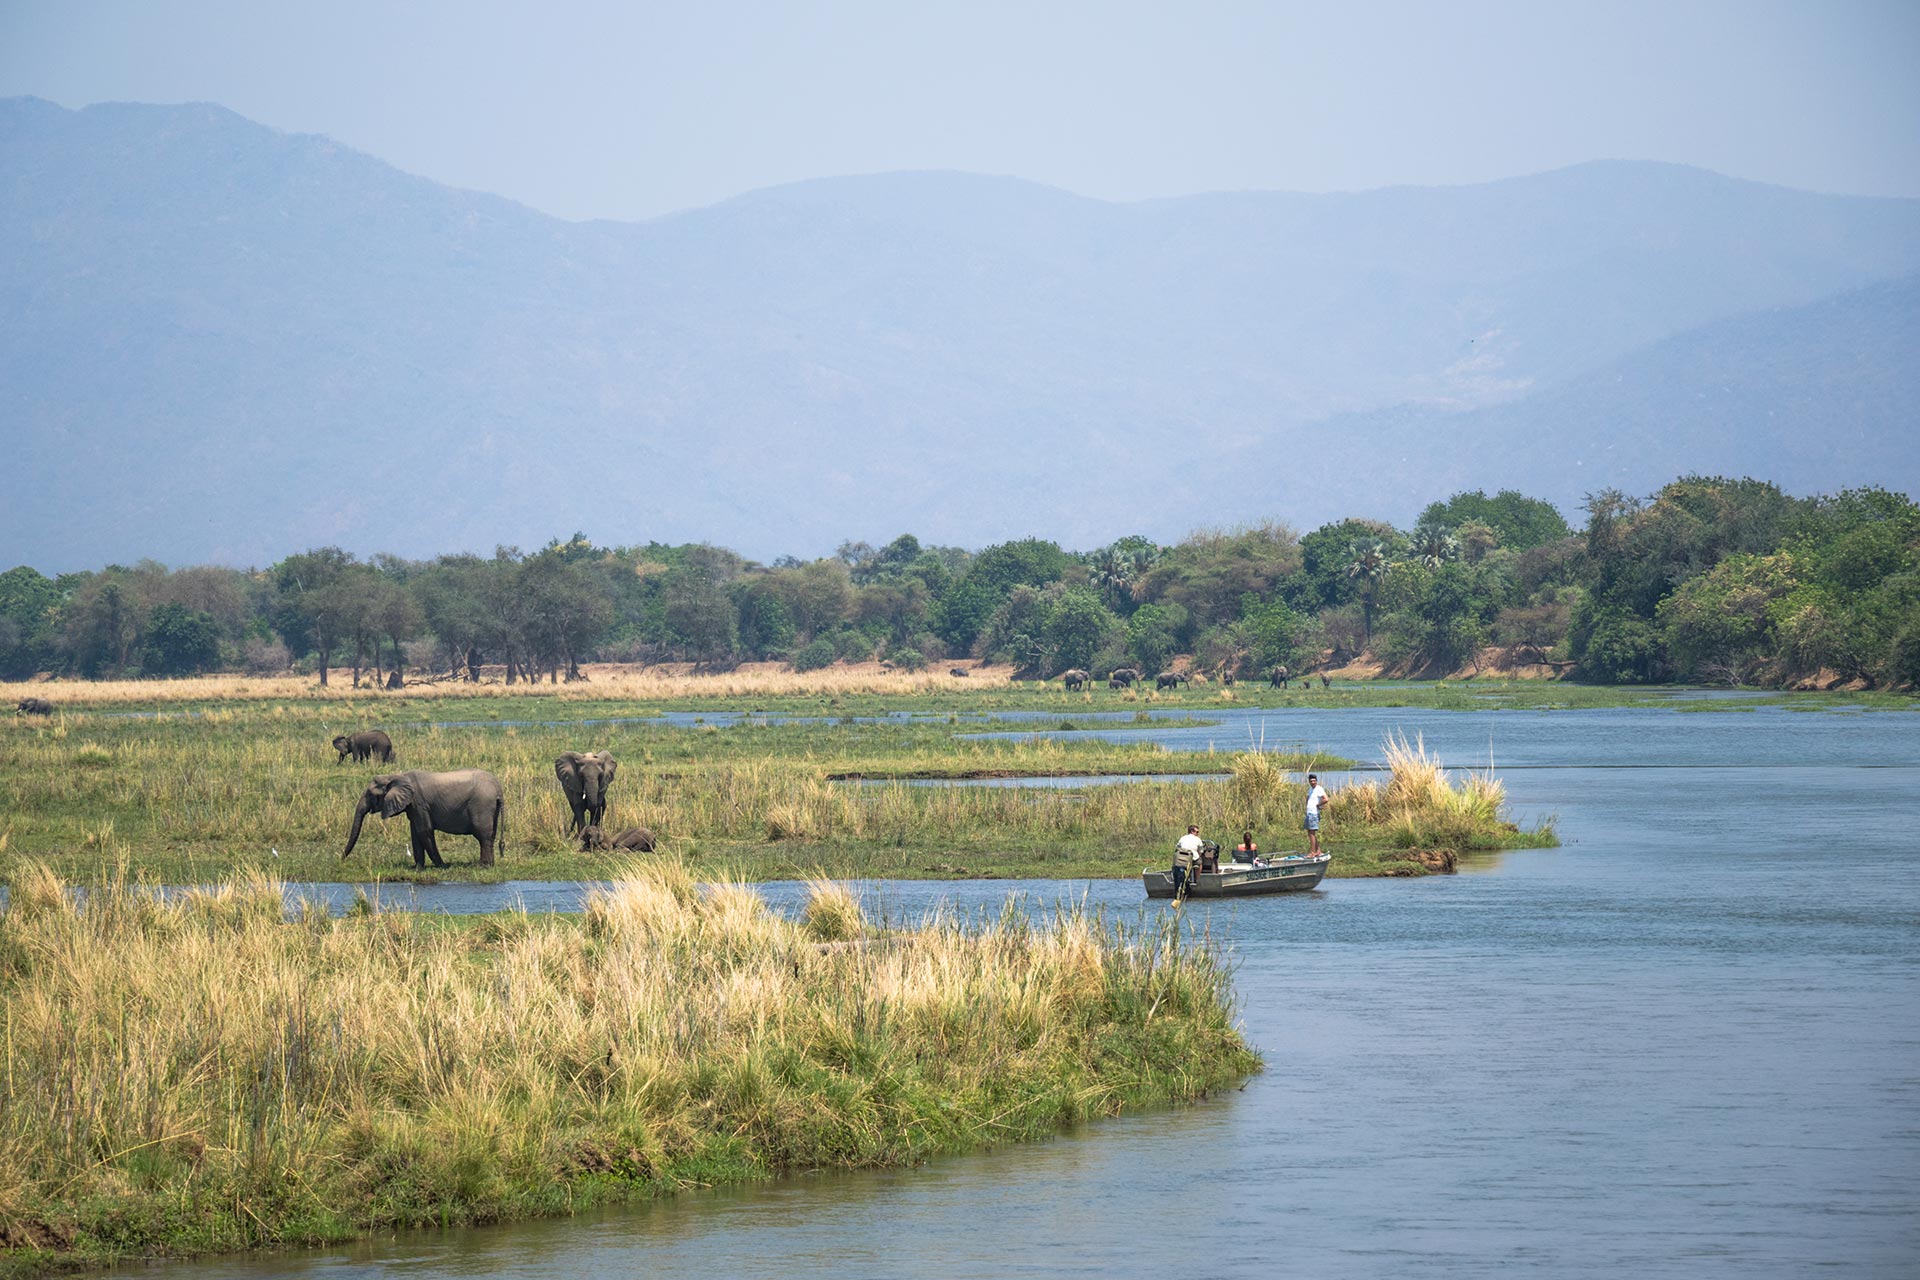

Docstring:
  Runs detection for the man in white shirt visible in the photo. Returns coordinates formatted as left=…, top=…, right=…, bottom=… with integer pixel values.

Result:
left=1305, top=773, right=1329, bottom=858
left=1173, top=825, right=1205, bottom=898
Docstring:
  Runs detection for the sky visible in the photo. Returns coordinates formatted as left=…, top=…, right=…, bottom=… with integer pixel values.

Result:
left=3, top=0, right=1918, bottom=221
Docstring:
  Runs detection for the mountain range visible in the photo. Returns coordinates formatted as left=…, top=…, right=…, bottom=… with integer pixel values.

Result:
left=5, top=96, right=1918, bottom=571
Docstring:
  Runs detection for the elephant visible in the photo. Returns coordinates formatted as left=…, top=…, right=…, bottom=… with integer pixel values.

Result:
left=1061, top=668, right=1091, bottom=692
left=581, top=824, right=658, bottom=853
left=333, top=730, right=395, bottom=763
left=950, top=667, right=970, bottom=678
left=1321, top=674, right=1331, bottom=689
left=1269, top=665, right=1290, bottom=690
left=16, top=697, right=53, bottom=716
left=1220, top=670, right=1236, bottom=687
left=1155, top=671, right=1189, bottom=690
left=342, top=769, right=504, bottom=867
left=1108, top=668, right=1142, bottom=689
left=554, top=750, right=618, bottom=835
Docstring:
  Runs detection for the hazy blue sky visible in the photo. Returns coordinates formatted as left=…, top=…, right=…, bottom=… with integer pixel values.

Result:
left=4, top=0, right=1917, bottom=220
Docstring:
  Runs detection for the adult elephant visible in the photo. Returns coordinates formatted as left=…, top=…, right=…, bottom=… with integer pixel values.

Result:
left=1269, top=665, right=1290, bottom=689
left=1108, top=668, right=1141, bottom=689
left=342, top=769, right=504, bottom=867
left=16, top=697, right=53, bottom=716
left=1155, top=671, right=1188, bottom=690
left=1061, top=668, right=1090, bottom=692
left=554, top=751, right=618, bottom=835
left=332, top=730, right=395, bottom=763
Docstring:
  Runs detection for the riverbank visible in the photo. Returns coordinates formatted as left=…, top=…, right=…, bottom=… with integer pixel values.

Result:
left=0, top=860, right=1257, bottom=1276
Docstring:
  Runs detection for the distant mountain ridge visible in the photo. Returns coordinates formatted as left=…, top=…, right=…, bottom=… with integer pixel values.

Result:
left=5, top=97, right=1919, bottom=571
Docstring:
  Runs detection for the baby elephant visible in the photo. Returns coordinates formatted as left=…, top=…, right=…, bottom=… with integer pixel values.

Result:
left=16, top=697, right=53, bottom=716
left=554, top=750, right=618, bottom=835
left=580, top=824, right=658, bottom=853
left=333, top=730, right=395, bottom=763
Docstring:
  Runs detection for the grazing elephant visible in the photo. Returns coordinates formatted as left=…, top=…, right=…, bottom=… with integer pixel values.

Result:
left=332, top=730, right=395, bottom=764
left=16, top=697, right=53, bottom=716
left=554, top=750, right=618, bottom=835
left=1108, top=668, right=1142, bottom=689
left=1155, top=671, right=1189, bottom=690
left=950, top=667, right=970, bottom=678
left=1268, top=665, right=1290, bottom=690
left=582, top=824, right=657, bottom=853
left=342, top=769, right=504, bottom=867
left=1219, top=670, right=1236, bottom=687
left=1061, top=668, right=1090, bottom=692
left=1320, top=674, right=1331, bottom=689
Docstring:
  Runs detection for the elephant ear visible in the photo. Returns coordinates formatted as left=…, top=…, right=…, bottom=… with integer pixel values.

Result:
left=554, top=753, right=581, bottom=791
left=380, top=777, right=416, bottom=818
left=601, top=755, right=617, bottom=783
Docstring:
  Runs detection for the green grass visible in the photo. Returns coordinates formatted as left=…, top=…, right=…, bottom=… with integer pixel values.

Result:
left=0, top=860, right=1257, bottom=1275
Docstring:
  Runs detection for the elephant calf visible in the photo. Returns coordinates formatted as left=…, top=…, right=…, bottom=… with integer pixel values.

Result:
left=343, top=769, right=504, bottom=868
left=1108, top=668, right=1141, bottom=689
left=581, top=824, right=658, bottom=853
left=16, top=697, right=53, bottom=716
left=333, top=729, right=395, bottom=763
left=555, top=750, right=618, bottom=835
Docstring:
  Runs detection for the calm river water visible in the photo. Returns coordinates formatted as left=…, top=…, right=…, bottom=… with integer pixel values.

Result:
left=189, top=703, right=1917, bottom=1278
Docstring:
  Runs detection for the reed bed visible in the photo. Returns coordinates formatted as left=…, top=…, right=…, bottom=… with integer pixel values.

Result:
left=0, top=860, right=1256, bottom=1272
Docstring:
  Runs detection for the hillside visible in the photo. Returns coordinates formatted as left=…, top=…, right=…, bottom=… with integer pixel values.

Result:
left=5, top=97, right=1919, bottom=569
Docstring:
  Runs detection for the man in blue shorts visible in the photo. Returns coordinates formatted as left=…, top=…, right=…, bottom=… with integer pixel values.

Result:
left=1304, top=774, right=1329, bottom=857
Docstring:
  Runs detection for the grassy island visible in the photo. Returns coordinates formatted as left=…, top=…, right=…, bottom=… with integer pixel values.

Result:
left=0, top=673, right=1567, bottom=884
left=0, top=860, right=1256, bottom=1275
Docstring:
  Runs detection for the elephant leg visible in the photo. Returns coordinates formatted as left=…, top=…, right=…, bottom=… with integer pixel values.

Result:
left=406, top=811, right=436, bottom=868
left=475, top=832, right=495, bottom=867
left=425, top=834, right=447, bottom=869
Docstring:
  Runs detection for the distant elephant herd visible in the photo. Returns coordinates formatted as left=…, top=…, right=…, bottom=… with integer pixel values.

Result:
left=1049, top=666, right=1330, bottom=691
left=334, top=734, right=654, bottom=869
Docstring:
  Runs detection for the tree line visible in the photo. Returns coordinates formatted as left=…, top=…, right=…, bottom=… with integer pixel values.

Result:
left=2, top=477, right=1915, bottom=689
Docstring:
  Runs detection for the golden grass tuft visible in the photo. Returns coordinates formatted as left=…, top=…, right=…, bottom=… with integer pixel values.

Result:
left=802, top=876, right=866, bottom=941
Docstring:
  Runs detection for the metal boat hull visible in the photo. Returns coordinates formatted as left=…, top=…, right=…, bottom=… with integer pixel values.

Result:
left=1143, top=854, right=1331, bottom=899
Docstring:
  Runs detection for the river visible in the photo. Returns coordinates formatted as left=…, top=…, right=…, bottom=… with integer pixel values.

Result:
left=183, top=702, right=1918, bottom=1278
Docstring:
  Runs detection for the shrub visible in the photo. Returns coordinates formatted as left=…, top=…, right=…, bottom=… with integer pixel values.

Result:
left=790, top=638, right=837, bottom=672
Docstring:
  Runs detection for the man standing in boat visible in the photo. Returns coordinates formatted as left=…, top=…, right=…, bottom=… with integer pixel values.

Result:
left=1173, top=825, right=1205, bottom=898
left=1305, top=774, right=1329, bottom=858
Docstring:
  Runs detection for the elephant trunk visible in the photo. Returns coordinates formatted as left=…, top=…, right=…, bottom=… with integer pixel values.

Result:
left=343, top=794, right=371, bottom=858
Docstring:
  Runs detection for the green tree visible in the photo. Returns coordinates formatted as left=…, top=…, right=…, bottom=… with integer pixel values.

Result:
left=1418, top=489, right=1569, bottom=552
left=141, top=602, right=222, bottom=676
left=1125, top=602, right=1187, bottom=675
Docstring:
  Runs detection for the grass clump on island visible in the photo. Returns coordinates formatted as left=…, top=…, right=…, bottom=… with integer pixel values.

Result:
left=0, top=859, right=1256, bottom=1276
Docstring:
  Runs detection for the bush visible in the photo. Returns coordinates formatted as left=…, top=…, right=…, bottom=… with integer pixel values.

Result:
left=790, top=638, right=837, bottom=672
left=888, top=648, right=927, bottom=671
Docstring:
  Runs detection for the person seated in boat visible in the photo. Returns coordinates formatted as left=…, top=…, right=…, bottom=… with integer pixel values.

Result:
left=1173, top=825, right=1204, bottom=896
left=1235, top=830, right=1261, bottom=866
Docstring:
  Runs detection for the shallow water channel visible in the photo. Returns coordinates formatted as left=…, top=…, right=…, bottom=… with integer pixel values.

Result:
left=185, top=703, right=1917, bottom=1278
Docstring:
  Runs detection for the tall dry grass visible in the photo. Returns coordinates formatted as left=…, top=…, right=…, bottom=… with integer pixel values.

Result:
left=1, top=663, right=1018, bottom=708
left=1327, top=731, right=1511, bottom=850
left=0, top=860, right=1255, bottom=1269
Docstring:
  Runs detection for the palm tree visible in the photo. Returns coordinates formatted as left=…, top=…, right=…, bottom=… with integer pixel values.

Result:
left=1411, top=521, right=1460, bottom=570
left=1345, top=538, right=1391, bottom=645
